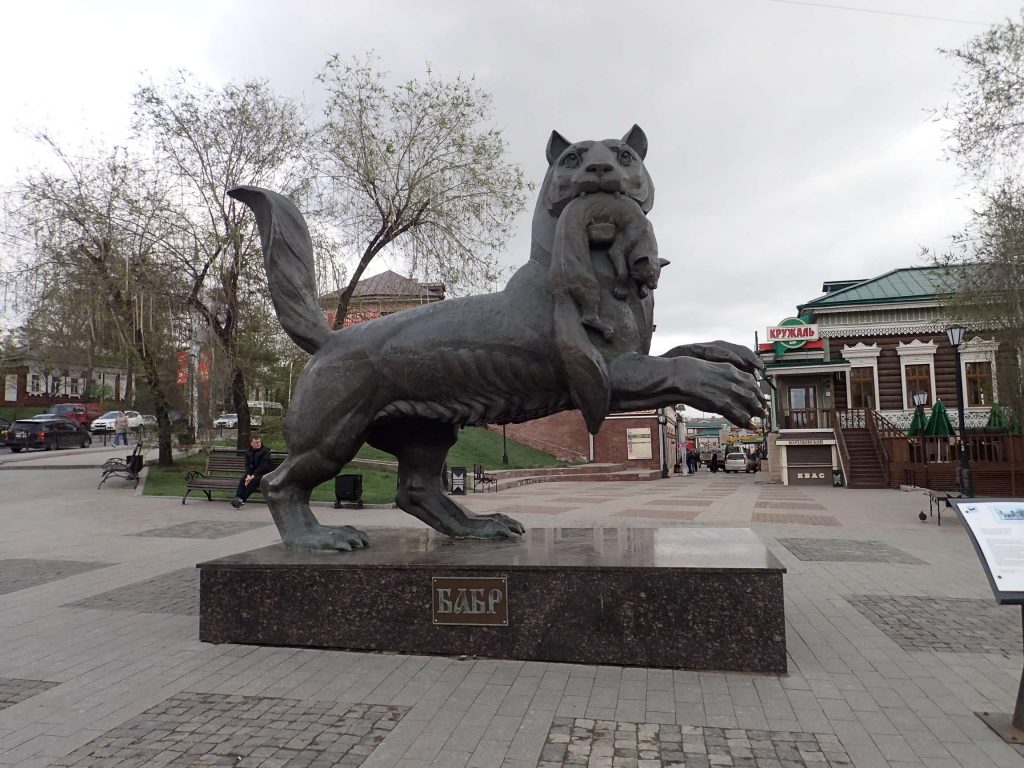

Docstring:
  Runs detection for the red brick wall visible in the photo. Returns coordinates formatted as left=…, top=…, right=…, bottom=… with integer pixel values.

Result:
left=497, top=411, right=590, bottom=462
left=495, top=410, right=675, bottom=470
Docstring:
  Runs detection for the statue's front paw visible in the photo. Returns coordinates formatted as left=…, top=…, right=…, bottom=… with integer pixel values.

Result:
left=285, top=525, right=370, bottom=551
left=461, top=512, right=525, bottom=539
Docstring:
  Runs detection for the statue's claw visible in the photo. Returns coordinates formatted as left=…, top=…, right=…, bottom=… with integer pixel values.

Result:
left=458, top=512, right=525, bottom=539
left=661, top=341, right=763, bottom=374
left=286, top=524, right=370, bottom=551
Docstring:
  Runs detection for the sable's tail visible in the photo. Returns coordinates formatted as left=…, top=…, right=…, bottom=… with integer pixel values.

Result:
left=228, top=185, right=329, bottom=355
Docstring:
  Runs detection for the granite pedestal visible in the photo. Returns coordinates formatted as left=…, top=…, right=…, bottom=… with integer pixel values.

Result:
left=198, top=527, right=787, bottom=672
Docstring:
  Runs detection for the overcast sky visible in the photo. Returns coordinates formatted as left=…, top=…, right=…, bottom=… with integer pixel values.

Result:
left=2, top=0, right=1020, bottom=372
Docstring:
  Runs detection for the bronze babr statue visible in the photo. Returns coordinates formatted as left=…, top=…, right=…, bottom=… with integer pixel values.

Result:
left=229, top=125, right=763, bottom=551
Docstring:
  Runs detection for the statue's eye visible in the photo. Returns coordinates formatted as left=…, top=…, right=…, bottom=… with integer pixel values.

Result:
left=619, top=150, right=633, bottom=166
left=563, top=152, right=580, bottom=169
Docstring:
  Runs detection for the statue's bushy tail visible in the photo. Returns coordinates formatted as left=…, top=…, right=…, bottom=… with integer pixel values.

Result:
left=228, top=185, right=329, bottom=355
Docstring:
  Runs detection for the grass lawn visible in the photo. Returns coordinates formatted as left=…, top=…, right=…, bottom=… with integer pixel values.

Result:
left=215, top=426, right=573, bottom=469
left=144, top=453, right=399, bottom=505
left=145, top=425, right=572, bottom=505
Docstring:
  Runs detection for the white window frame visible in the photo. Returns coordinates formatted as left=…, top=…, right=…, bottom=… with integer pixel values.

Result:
left=841, top=343, right=881, bottom=410
left=959, top=336, right=999, bottom=407
left=896, top=339, right=938, bottom=410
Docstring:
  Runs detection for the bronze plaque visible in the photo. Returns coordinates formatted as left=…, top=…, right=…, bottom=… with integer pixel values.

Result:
left=432, top=576, right=508, bottom=626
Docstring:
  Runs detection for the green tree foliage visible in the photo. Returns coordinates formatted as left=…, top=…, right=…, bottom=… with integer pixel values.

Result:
left=315, top=54, right=531, bottom=328
left=1, top=141, right=187, bottom=464
left=131, top=73, right=312, bottom=447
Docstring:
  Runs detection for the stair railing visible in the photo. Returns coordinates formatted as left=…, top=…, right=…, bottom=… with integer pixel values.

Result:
left=865, top=409, right=903, bottom=488
left=833, top=409, right=850, bottom=487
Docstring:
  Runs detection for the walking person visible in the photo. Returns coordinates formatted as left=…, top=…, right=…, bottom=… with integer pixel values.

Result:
left=113, top=410, right=129, bottom=447
left=231, top=434, right=273, bottom=508
left=710, top=451, right=719, bottom=473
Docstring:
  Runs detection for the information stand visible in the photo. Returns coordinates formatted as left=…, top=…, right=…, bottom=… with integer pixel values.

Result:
left=951, top=499, right=1024, bottom=743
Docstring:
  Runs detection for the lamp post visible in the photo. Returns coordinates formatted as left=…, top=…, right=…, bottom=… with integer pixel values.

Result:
left=912, top=390, right=930, bottom=490
left=658, top=412, right=669, bottom=478
left=501, top=424, right=509, bottom=465
left=946, top=324, right=972, bottom=496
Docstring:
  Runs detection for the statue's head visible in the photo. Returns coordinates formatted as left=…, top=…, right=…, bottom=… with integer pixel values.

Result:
left=541, top=124, right=654, bottom=217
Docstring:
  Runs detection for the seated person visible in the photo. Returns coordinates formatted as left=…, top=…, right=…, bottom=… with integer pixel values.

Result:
left=231, top=433, right=272, bottom=508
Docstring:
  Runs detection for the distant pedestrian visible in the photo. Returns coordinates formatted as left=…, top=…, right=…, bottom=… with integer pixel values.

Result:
left=231, top=434, right=273, bottom=508
left=113, top=410, right=129, bottom=446
left=687, top=450, right=697, bottom=474
left=710, top=451, right=719, bottom=473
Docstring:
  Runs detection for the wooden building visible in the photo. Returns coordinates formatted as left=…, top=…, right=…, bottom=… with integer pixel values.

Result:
left=761, top=267, right=1008, bottom=490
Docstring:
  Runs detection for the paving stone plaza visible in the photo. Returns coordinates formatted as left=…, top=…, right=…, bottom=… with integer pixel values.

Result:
left=0, top=451, right=1022, bottom=767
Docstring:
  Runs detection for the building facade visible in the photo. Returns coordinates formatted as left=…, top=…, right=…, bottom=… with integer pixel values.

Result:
left=0, top=348, right=130, bottom=408
left=761, top=267, right=999, bottom=488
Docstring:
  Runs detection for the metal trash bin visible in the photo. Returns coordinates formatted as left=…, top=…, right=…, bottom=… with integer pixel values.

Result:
left=450, top=466, right=467, bottom=495
left=832, top=468, right=844, bottom=487
left=333, top=474, right=364, bottom=508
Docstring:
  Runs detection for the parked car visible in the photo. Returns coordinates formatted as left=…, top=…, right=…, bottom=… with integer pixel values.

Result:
left=7, top=416, right=92, bottom=452
left=213, top=413, right=238, bottom=428
left=141, top=414, right=157, bottom=429
left=46, top=402, right=104, bottom=428
left=90, top=410, right=143, bottom=434
left=723, top=452, right=749, bottom=473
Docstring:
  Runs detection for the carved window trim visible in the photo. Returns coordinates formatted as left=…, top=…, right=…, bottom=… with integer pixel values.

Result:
left=958, top=336, right=999, bottom=406
left=896, top=340, right=937, bottom=410
left=841, top=343, right=881, bottom=410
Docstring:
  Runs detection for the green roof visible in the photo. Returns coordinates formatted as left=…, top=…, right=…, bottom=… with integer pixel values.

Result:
left=799, top=267, right=956, bottom=310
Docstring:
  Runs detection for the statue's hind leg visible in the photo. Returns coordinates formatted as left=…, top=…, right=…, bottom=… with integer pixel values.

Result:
left=370, top=420, right=525, bottom=539
left=263, top=444, right=370, bottom=552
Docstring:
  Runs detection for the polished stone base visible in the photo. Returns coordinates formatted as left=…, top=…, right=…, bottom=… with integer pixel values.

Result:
left=198, top=527, right=787, bottom=672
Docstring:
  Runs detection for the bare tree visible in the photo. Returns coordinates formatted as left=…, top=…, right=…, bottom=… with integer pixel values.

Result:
left=1, top=140, right=187, bottom=464
left=935, top=12, right=1024, bottom=424
left=315, top=53, right=531, bottom=328
left=131, top=73, right=312, bottom=446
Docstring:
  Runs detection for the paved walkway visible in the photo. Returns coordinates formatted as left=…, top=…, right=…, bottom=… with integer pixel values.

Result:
left=0, top=463, right=1021, bottom=767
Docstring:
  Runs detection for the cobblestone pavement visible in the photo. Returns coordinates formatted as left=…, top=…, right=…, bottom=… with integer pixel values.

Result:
left=130, top=520, right=273, bottom=539
left=777, top=539, right=925, bottom=564
left=47, top=693, right=407, bottom=767
left=0, top=467, right=1022, bottom=767
left=844, top=595, right=1021, bottom=654
left=539, top=718, right=853, bottom=767
left=0, top=679, right=58, bottom=714
left=64, top=568, right=199, bottom=615
left=0, top=559, right=115, bottom=596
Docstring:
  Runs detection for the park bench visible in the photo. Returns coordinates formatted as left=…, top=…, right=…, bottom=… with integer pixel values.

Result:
left=182, top=450, right=287, bottom=504
left=98, top=442, right=145, bottom=490
left=473, top=463, right=497, bottom=493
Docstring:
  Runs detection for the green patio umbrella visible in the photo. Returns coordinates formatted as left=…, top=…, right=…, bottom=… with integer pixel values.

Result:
left=907, top=407, right=927, bottom=436
left=986, top=402, right=1010, bottom=429
left=924, top=400, right=956, bottom=437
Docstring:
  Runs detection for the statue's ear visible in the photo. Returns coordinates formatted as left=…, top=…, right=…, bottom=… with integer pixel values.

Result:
left=622, top=124, right=648, bottom=160
left=546, top=131, right=572, bottom=165
left=658, top=258, right=670, bottom=268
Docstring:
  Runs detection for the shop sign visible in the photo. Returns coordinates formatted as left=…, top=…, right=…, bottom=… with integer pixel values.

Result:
left=787, top=467, right=832, bottom=485
left=767, top=319, right=819, bottom=347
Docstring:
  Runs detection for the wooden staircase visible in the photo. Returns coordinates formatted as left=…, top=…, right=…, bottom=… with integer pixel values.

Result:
left=840, top=428, right=888, bottom=489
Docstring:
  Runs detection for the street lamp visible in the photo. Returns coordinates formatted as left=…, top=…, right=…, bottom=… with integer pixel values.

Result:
left=658, top=412, right=669, bottom=478
left=946, top=324, right=972, bottom=496
left=912, top=390, right=930, bottom=490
